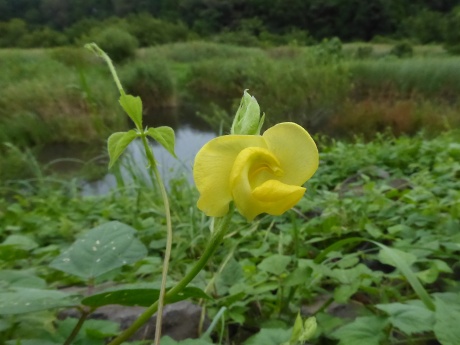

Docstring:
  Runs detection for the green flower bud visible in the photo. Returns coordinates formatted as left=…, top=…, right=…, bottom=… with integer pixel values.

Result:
left=231, top=90, right=264, bottom=135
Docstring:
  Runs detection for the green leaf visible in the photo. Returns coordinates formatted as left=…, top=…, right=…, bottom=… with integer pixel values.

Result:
left=161, top=336, right=214, bottom=344
left=119, top=94, right=143, bottom=128
left=81, top=284, right=210, bottom=308
left=49, top=221, right=147, bottom=280
left=2, top=234, right=38, bottom=251
left=290, top=314, right=317, bottom=344
left=243, top=328, right=291, bottom=345
left=434, top=295, right=460, bottom=345
left=373, top=241, right=435, bottom=311
left=258, top=254, right=291, bottom=276
left=0, top=270, right=47, bottom=289
left=378, top=247, right=416, bottom=267
left=146, top=126, right=177, bottom=158
left=0, top=288, right=80, bottom=315
left=5, top=340, right=60, bottom=345
left=376, top=301, right=434, bottom=335
left=332, top=316, right=387, bottom=345
left=107, top=130, right=137, bottom=169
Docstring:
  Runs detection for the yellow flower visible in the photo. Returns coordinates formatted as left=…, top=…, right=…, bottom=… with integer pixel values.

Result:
left=193, top=122, right=319, bottom=221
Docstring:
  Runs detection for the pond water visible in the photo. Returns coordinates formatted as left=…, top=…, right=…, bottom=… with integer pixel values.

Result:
left=81, top=125, right=215, bottom=195
left=39, top=104, right=217, bottom=195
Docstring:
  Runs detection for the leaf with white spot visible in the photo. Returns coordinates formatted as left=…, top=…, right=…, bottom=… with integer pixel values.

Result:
left=49, top=221, right=147, bottom=280
left=0, top=288, right=80, bottom=315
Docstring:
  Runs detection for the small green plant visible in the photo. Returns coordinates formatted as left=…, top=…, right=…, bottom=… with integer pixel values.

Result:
left=390, top=41, right=414, bottom=58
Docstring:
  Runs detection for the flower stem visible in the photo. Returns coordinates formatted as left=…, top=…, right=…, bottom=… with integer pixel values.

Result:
left=140, top=134, right=174, bottom=345
left=106, top=209, right=233, bottom=345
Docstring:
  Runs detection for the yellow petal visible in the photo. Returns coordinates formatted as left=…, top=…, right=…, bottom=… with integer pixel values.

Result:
left=262, top=122, right=319, bottom=185
left=229, top=147, right=304, bottom=221
left=193, top=135, right=265, bottom=217
left=252, top=179, right=306, bottom=214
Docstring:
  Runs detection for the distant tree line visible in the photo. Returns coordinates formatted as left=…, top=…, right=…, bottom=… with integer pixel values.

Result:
left=1, top=0, right=460, bottom=50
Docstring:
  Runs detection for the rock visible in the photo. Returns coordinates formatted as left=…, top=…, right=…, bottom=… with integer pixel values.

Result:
left=59, top=300, right=208, bottom=341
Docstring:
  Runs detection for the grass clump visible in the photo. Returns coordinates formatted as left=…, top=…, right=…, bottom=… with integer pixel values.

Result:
left=121, top=59, right=177, bottom=109
left=90, top=27, right=139, bottom=63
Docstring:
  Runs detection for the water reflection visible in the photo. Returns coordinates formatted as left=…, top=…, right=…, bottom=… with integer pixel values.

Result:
left=82, top=125, right=216, bottom=195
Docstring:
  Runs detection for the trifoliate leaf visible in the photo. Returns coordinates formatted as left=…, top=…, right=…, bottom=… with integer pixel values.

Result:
left=119, top=94, right=143, bottom=129
left=147, top=126, right=177, bottom=158
left=107, top=130, right=137, bottom=169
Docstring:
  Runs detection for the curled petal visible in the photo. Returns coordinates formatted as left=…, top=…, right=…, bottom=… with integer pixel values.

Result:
left=229, top=147, right=304, bottom=220
left=263, top=122, right=319, bottom=186
left=193, top=135, right=265, bottom=217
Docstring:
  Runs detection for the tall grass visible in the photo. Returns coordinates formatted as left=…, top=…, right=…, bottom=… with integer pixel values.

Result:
left=349, top=57, right=460, bottom=101
left=0, top=49, right=126, bottom=144
left=1, top=43, right=460, bottom=146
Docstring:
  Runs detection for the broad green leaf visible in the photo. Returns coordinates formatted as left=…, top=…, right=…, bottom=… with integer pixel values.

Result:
left=81, top=284, right=210, bottom=308
left=378, top=247, right=416, bottom=267
left=49, top=221, right=147, bottom=280
left=2, top=234, right=38, bottom=251
left=258, top=254, right=291, bottom=276
left=0, top=288, right=80, bottom=315
left=376, top=301, right=434, bottom=335
left=334, top=282, right=360, bottom=303
left=5, top=340, right=60, bottom=345
left=332, top=316, right=387, bottom=345
left=0, top=270, right=46, bottom=289
left=434, top=295, right=460, bottom=345
left=107, top=130, right=137, bottom=169
left=161, top=336, right=213, bottom=344
left=0, top=319, right=11, bottom=332
left=56, top=318, right=120, bottom=345
left=243, top=328, right=291, bottom=345
left=147, top=126, right=177, bottom=158
left=119, top=94, right=143, bottom=128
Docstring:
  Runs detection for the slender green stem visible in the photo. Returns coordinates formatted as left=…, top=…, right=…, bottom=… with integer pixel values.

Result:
left=84, top=43, right=125, bottom=96
left=63, top=308, right=92, bottom=345
left=106, top=209, right=233, bottom=345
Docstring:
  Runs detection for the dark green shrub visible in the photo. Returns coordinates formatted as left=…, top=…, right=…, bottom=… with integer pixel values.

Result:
left=91, top=27, right=138, bottom=63
left=312, top=37, right=343, bottom=63
left=0, top=19, right=28, bottom=47
left=390, top=41, right=413, bottom=58
left=213, top=30, right=261, bottom=47
left=354, top=46, right=374, bottom=59
left=402, top=10, right=446, bottom=44
left=126, top=13, right=190, bottom=47
left=444, top=6, right=460, bottom=55
left=48, top=47, right=91, bottom=67
left=122, top=60, right=176, bottom=108
left=20, top=27, right=68, bottom=48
